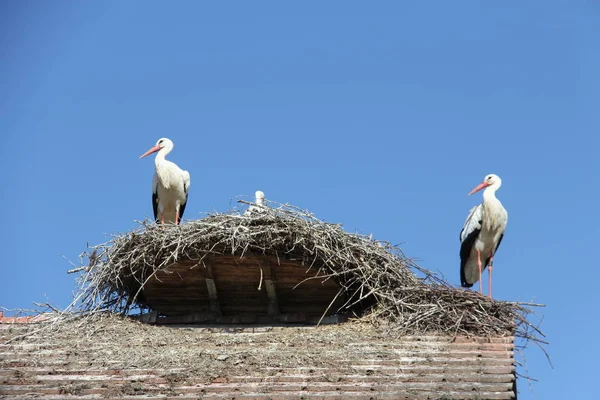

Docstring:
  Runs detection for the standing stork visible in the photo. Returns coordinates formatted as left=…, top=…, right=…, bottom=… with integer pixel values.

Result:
left=139, top=138, right=190, bottom=225
left=459, top=174, right=507, bottom=297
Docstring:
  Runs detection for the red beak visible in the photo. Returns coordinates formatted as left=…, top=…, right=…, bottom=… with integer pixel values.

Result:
left=468, top=181, right=490, bottom=196
left=140, top=145, right=161, bottom=159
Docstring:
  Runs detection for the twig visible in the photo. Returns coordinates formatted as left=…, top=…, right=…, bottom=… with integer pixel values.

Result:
left=58, top=199, right=548, bottom=371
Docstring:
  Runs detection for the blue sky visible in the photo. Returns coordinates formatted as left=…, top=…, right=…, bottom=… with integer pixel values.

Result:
left=1, top=1, right=598, bottom=398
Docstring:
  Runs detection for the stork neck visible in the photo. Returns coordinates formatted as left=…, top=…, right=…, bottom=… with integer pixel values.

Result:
left=482, top=185, right=499, bottom=203
left=153, top=150, right=173, bottom=188
left=154, top=147, right=171, bottom=164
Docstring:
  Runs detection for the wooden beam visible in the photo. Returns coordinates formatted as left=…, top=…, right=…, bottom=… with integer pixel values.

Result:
left=308, top=314, right=348, bottom=325
left=138, top=311, right=158, bottom=324
left=205, top=262, right=222, bottom=317
left=263, top=260, right=280, bottom=316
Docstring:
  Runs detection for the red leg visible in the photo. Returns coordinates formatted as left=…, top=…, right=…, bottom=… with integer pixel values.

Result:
left=488, top=253, right=494, bottom=298
left=477, top=249, right=482, bottom=294
left=161, top=214, right=164, bottom=224
left=175, top=210, right=179, bottom=225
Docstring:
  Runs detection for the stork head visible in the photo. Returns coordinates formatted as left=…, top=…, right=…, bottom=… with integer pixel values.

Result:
left=255, top=190, right=265, bottom=205
left=468, top=174, right=502, bottom=196
left=140, top=138, right=174, bottom=159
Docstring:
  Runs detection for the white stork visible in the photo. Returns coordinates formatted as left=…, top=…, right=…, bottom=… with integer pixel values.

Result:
left=244, top=190, right=267, bottom=216
left=459, top=174, right=507, bottom=297
left=139, top=138, right=190, bottom=225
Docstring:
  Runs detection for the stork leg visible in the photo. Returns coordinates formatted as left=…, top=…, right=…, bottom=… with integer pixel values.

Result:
left=488, top=253, right=494, bottom=298
left=477, top=249, right=482, bottom=294
left=161, top=214, right=164, bottom=225
left=175, top=211, right=179, bottom=225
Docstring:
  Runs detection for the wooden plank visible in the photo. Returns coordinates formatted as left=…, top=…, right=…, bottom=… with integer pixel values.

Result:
left=262, top=259, right=280, bottom=317
left=153, top=312, right=215, bottom=324
left=308, top=314, right=348, bottom=325
left=217, top=305, right=270, bottom=313
left=205, top=262, right=222, bottom=317
left=138, top=311, right=158, bottom=323
left=265, top=280, right=279, bottom=316
left=148, top=312, right=348, bottom=325
left=140, top=254, right=346, bottom=320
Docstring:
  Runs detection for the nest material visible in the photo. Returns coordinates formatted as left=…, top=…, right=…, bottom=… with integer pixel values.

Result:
left=72, top=201, right=545, bottom=342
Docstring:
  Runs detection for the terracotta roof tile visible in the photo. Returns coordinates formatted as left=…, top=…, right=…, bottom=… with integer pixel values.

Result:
left=0, top=311, right=52, bottom=324
left=0, top=319, right=517, bottom=400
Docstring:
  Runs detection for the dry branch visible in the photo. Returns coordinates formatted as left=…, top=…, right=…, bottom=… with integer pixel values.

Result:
left=66, top=200, right=544, bottom=343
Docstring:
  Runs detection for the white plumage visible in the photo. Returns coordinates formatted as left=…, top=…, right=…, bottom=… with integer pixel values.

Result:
left=245, top=190, right=267, bottom=216
left=459, top=174, right=507, bottom=297
left=140, top=138, right=190, bottom=225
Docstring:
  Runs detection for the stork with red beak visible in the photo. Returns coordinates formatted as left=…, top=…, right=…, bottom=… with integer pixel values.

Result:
left=140, top=138, right=190, bottom=225
left=459, top=174, right=508, bottom=297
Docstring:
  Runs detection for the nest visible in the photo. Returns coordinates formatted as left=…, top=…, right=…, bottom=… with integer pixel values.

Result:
left=70, top=200, right=545, bottom=343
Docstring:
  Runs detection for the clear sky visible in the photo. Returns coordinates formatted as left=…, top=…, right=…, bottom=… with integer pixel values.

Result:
left=1, top=2, right=598, bottom=398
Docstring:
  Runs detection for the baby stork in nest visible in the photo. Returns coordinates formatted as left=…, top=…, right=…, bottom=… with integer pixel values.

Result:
left=140, top=138, right=190, bottom=225
left=459, top=174, right=508, bottom=298
left=245, top=190, right=267, bottom=216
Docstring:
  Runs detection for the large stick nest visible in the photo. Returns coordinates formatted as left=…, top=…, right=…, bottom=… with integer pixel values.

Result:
left=72, top=200, right=545, bottom=343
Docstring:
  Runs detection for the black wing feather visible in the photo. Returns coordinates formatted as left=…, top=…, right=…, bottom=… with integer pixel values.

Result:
left=459, top=228, right=481, bottom=287
left=177, top=182, right=188, bottom=225
left=152, top=185, right=159, bottom=223
left=459, top=204, right=484, bottom=287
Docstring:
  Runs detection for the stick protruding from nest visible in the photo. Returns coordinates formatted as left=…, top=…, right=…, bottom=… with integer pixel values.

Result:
left=67, top=199, right=545, bottom=345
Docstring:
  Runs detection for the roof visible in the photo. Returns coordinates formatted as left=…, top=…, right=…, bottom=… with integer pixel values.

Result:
left=74, top=204, right=532, bottom=340
left=0, top=311, right=51, bottom=324
left=0, top=202, right=541, bottom=399
left=0, top=315, right=517, bottom=399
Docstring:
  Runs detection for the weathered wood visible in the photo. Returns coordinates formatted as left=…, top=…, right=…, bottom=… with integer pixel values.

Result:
left=205, top=262, right=222, bottom=317
left=262, top=260, right=280, bottom=317
left=138, top=311, right=158, bottom=323
left=265, top=280, right=279, bottom=315
left=141, top=254, right=347, bottom=320
left=136, top=312, right=349, bottom=326
left=309, top=314, right=348, bottom=325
